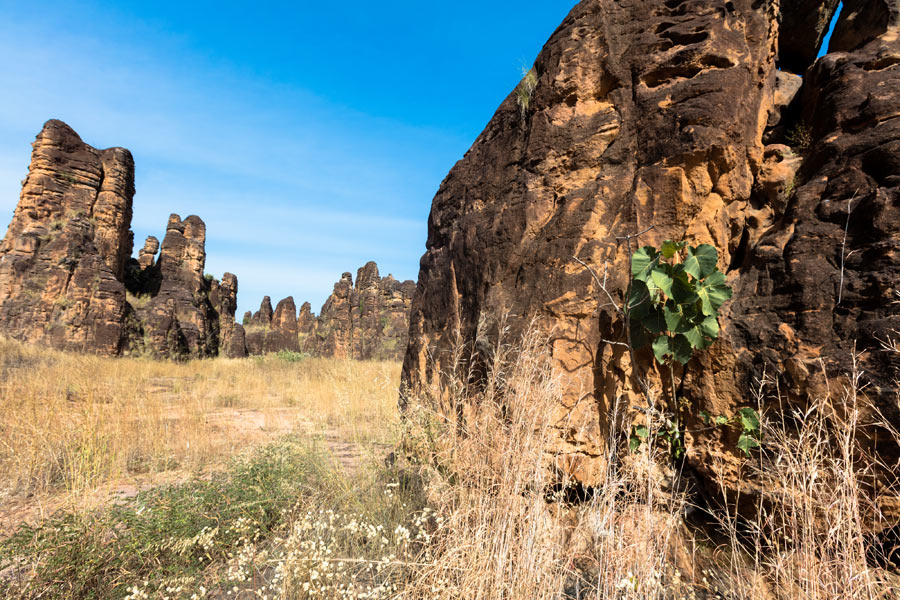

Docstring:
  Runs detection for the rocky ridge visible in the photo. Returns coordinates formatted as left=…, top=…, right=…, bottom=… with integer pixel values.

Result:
left=241, top=262, right=415, bottom=360
left=401, top=0, right=900, bottom=521
left=0, top=120, right=241, bottom=359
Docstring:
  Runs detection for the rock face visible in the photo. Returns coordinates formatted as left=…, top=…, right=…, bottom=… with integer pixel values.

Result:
left=244, top=295, right=301, bottom=355
left=123, top=213, right=239, bottom=359
left=401, top=0, right=900, bottom=517
left=307, top=263, right=416, bottom=360
left=0, top=120, right=239, bottom=358
left=245, top=262, right=415, bottom=360
left=0, top=120, right=133, bottom=354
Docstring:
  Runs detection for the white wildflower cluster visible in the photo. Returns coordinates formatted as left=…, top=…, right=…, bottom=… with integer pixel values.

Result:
left=211, top=502, right=444, bottom=599
left=121, top=484, right=445, bottom=599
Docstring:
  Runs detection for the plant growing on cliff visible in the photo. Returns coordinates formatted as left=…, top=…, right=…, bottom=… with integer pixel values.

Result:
left=627, top=240, right=733, bottom=457
left=516, top=67, right=538, bottom=116
left=628, top=241, right=731, bottom=365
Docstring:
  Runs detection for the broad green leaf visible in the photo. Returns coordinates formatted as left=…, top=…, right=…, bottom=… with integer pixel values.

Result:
left=634, top=425, right=649, bottom=439
left=738, top=407, right=760, bottom=432
left=663, top=303, right=687, bottom=333
left=631, top=246, right=658, bottom=282
left=641, top=306, right=666, bottom=334
left=627, top=280, right=651, bottom=317
left=652, top=335, right=671, bottom=364
left=629, top=435, right=642, bottom=453
left=670, top=272, right=700, bottom=305
left=689, top=244, right=719, bottom=278
left=737, top=432, right=761, bottom=456
left=660, top=240, right=687, bottom=259
left=697, top=271, right=733, bottom=315
left=628, top=318, right=650, bottom=349
left=699, top=315, right=720, bottom=338
left=682, top=325, right=705, bottom=349
left=715, top=415, right=730, bottom=426
left=671, top=334, right=694, bottom=365
left=650, top=266, right=674, bottom=299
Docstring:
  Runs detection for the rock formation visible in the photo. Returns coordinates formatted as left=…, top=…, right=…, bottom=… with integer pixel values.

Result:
left=244, top=262, right=415, bottom=360
left=305, top=263, right=415, bottom=360
left=401, top=0, right=900, bottom=521
left=0, top=120, right=133, bottom=353
left=244, top=295, right=301, bottom=355
left=0, top=120, right=240, bottom=358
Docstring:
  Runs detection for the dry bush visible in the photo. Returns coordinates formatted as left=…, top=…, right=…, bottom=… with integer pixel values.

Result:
left=396, top=324, right=900, bottom=600
left=709, top=353, right=900, bottom=600
left=397, top=321, right=690, bottom=600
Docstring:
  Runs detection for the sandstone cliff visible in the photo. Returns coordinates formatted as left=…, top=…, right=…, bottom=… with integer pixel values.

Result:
left=0, top=120, right=240, bottom=358
left=401, top=0, right=900, bottom=519
left=244, top=262, right=415, bottom=360
left=0, top=120, right=133, bottom=353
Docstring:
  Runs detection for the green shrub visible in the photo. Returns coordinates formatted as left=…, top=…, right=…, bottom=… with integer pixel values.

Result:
left=515, top=67, right=538, bottom=116
left=275, top=350, right=307, bottom=362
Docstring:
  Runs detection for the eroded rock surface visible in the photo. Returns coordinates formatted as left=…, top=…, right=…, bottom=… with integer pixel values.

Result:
left=247, top=262, right=415, bottom=360
left=245, top=295, right=301, bottom=354
left=401, top=0, right=900, bottom=518
left=0, top=120, right=239, bottom=358
left=0, top=120, right=133, bottom=353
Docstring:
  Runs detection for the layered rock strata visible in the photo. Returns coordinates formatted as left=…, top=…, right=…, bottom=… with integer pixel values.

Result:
left=401, top=0, right=900, bottom=521
left=244, top=295, right=302, bottom=355
left=0, top=120, right=239, bottom=358
left=245, top=262, right=415, bottom=360
left=0, top=120, right=133, bottom=353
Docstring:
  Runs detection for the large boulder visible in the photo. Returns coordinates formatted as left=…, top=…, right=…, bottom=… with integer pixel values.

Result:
left=401, top=0, right=900, bottom=517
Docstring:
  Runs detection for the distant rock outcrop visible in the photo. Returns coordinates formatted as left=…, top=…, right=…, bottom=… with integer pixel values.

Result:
left=245, top=262, right=415, bottom=360
left=244, top=295, right=301, bottom=355
left=0, top=120, right=239, bottom=358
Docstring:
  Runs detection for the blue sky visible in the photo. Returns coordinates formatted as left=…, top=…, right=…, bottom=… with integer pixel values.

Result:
left=0, top=1, right=576, bottom=315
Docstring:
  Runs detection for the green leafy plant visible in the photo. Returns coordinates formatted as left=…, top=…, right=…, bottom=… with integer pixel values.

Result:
left=515, top=67, right=538, bottom=116
left=736, top=407, right=761, bottom=455
left=627, top=240, right=733, bottom=459
left=785, top=123, right=812, bottom=151
left=700, top=406, right=762, bottom=456
left=628, top=240, right=732, bottom=366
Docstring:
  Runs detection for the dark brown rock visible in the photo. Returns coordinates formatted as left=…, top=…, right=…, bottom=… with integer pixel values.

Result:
left=251, top=296, right=273, bottom=327
left=309, top=264, right=415, bottom=360
left=0, top=120, right=133, bottom=353
left=225, top=322, right=248, bottom=358
left=245, top=296, right=301, bottom=354
left=778, top=0, right=841, bottom=73
left=829, top=0, right=900, bottom=54
left=0, top=119, right=240, bottom=359
left=248, top=262, right=414, bottom=359
left=401, top=0, right=900, bottom=519
left=313, top=272, right=355, bottom=358
left=138, top=236, right=159, bottom=269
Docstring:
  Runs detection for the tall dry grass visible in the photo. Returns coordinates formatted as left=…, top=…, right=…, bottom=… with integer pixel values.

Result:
left=0, top=338, right=400, bottom=499
left=391, top=324, right=900, bottom=599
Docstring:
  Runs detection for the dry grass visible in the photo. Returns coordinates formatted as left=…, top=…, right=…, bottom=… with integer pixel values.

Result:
left=0, top=337, right=400, bottom=502
left=3, top=327, right=900, bottom=599
left=388, top=323, right=900, bottom=600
